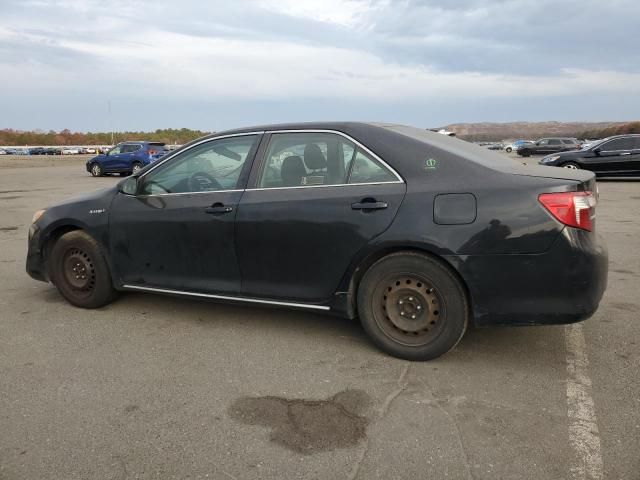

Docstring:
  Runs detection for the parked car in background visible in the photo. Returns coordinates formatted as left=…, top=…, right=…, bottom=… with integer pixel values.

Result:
left=44, top=147, right=62, bottom=155
left=487, top=143, right=504, bottom=150
left=86, top=141, right=167, bottom=176
left=62, top=147, right=80, bottom=155
left=29, top=122, right=608, bottom=361
left=517, top=138, right=581, bottom=157
left=504, top=140, right=531, bottom=153
left=539, top=134, right=640, bottom=176
left=7, top=148, right=29, bottom=155
left=28, top=147, right=45, bottom=155
left=0, top=149, right=6, bottom=155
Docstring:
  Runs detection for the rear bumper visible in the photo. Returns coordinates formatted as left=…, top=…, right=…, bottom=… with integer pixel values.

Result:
left=450, top=228, right=608, bottom=327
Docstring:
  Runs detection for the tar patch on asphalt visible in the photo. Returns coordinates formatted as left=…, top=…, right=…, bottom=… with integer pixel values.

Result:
left=228, top=389, right=371, bottom=454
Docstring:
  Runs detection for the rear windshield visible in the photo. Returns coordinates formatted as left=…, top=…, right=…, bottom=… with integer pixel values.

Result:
left=380, top=124, right=520, bottom=171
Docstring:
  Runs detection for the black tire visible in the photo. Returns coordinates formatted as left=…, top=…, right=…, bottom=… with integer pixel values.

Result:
left=519, top=150, right=531, bottom=157
left=49, top=231, right=118, bottom=308
left=505, top=147, right=512, bottom=153
left=90, top=163, right=103, bottom=177
left=357, top=252, right=468, bottom=361
left=561, top=162, right=580, bottom=170
left=131, top=162, right=143, bottom=175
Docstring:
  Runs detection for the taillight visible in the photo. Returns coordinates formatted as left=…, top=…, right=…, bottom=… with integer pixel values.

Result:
left=538, top=191, right=596, bottom=231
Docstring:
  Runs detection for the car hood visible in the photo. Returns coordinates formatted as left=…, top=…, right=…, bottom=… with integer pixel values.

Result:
left=47, top=186, right=117, bottom=210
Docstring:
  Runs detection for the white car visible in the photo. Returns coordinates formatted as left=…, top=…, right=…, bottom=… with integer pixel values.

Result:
left=62, top=147, right=80, bottom=155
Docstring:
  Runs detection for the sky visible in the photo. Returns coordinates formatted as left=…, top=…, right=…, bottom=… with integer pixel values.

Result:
left=1, top=0, right=639, bottom=132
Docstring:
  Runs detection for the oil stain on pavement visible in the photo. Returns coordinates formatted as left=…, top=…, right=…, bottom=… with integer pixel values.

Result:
left=229, top=389, right=371, bottom=454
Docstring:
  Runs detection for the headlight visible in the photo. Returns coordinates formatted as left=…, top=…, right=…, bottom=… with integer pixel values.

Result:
left=32, top=209, right=46, bottom=224
left=541, top=155, right=560, bottom=163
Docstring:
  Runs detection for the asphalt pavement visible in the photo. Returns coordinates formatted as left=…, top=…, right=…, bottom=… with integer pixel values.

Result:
left=0, top=155, right=638, bottom=479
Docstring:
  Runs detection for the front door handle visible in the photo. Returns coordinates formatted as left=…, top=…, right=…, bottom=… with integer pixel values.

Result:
left=351, top=199, right=388, bottom=210
left=205, top=202, right=233, bottom=215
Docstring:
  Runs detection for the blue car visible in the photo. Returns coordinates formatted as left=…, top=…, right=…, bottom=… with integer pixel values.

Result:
left=86, top=141, right=167, bottom=177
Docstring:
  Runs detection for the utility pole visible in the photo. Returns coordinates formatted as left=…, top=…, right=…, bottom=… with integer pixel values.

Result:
left=108, top=100, right=114, bottom=145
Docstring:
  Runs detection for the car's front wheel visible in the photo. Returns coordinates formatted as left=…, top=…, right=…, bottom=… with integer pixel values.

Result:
left=505, top=147, right=512, bottom=153
left=357, top=252, right=469, bottom=361
left=132, top=162, right=143, bottom=174
left=562, top=162, right=580, bottom=169
left=90, top=163, right=103, bottom=177
left=49, top=231, right=118, bottom=308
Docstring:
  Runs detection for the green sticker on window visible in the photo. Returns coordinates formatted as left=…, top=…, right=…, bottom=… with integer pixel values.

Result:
left=425, top=158, right=437, bottom=169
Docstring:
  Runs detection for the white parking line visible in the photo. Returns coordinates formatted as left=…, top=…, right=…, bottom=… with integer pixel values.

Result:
left=565, top=323, right=604, bottom=480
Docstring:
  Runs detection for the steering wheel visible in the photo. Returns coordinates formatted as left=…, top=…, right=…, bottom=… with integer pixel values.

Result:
left=187, top=171, right=222, bottom=192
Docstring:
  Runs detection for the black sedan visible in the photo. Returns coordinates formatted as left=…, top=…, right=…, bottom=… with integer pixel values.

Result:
left=539, top=134, right=640, bottom=177
left=26, top=123, right=608, bottom=360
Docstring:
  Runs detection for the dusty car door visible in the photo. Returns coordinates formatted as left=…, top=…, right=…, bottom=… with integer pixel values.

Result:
left=589, top=137, right=636, bottom=175
left=108, top=134, right=261, bottom=294
left=235, top=131, right=407, bottom=303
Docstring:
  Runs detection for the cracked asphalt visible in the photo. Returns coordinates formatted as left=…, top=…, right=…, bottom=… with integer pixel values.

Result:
left=0, top=156, right=638, bottom=479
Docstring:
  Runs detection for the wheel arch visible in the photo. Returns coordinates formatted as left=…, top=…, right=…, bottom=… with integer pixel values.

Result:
left=342, top=245, right=474, bottom=323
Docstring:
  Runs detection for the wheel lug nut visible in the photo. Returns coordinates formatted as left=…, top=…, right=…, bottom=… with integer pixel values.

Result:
left=417, top=306, right=422, bottom=310
left=411, top=315, right=416, bottom=319
left=398, top=300, right=403, bottom=305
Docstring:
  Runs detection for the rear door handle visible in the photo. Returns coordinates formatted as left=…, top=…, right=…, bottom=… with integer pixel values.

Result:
left=205, top=203, right=233, bottom=214
left=351, top=200, right=388, bottom=210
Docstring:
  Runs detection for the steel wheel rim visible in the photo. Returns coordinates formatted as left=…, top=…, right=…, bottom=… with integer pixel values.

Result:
left=373, top=274, right=446, bottom=346
left=132, top=164, right=142, bottom=173
left=62, top=248, right=96, bottom=295
left=92, top=164, right=101, bottom=175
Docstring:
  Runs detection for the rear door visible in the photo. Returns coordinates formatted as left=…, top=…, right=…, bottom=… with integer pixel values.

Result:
left=236, top=130, right=406, bottom=303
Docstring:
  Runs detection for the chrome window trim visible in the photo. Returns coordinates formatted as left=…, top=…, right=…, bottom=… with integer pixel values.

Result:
left=138, top=131, right=265, bottom=180
left=122, top=284, right=331, bottom=311
left=134, top=128, right=405, bottom=196
left=246, top=181, right=403, bottom=192
left=138, top=189, right=244, bottom=198
left=256, top=128, right=405, bottom=186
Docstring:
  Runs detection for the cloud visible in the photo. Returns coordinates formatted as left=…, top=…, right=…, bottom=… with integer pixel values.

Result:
left=0, top=0, right=638, bottom=130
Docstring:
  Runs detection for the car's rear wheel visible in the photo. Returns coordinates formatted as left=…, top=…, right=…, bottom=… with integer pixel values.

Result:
left=90, top=163, right=103, bottom=177
left=357, top=252, right=469, bottom=361
left=505, top=147, right=512, bottom=153
left=132, top=162, right=143, bottom=174
left=562, top=162, right=580, bottom=169
left=520, top=150, right=531, bottom=157
left=49, top=231, right=118, bottom=308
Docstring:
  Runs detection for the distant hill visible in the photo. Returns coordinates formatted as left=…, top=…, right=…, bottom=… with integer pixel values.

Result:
left=441, top=121, right=630, bottom=141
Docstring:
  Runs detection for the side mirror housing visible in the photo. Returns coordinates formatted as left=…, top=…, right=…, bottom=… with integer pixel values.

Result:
left=118, top=176, right=138, bottom=195
left=593, top=147, right=601, bottom=155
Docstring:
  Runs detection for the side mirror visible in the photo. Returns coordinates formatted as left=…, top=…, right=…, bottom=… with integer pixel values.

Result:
left=118, top=176, right=138, bottom=195
left=593, top=147, right=601, bottom=155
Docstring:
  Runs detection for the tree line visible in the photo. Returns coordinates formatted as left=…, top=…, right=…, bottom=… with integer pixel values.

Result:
left=0, top=128, right=212, bottom=146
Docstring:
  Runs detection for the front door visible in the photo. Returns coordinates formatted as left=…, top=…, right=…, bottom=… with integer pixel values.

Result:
left=109, top=134, right=261, bottom=293
left=586, top=137, right=637, bottom=175
left=236, top=131, right=406, bottom=303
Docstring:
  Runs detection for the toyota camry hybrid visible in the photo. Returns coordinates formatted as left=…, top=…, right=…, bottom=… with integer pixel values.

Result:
left=26, top=123, right=608, bottom=360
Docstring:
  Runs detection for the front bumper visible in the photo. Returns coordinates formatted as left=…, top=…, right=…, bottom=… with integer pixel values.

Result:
left=26, top=224, right=48, bottom=282
left=450, top=227, right=608, bottom=327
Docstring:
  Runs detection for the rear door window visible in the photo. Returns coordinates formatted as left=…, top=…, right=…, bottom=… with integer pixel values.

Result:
left=548, top=139, right=562, bottom=146
left=256, top=132, right=398, bottom=188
